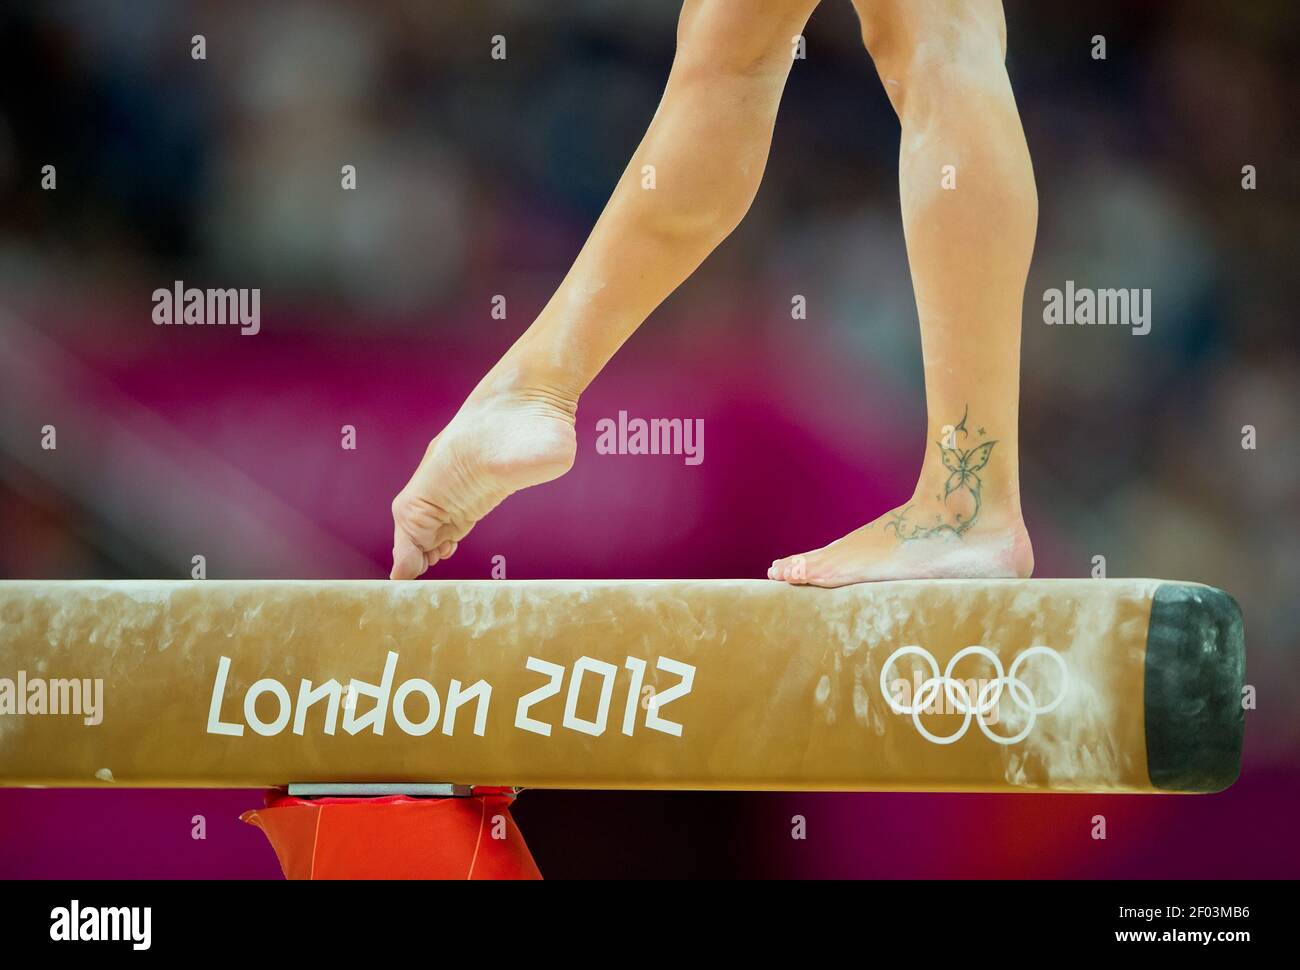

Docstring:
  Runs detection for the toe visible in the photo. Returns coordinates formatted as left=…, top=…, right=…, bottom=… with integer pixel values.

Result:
left=391, top=523, right=426, bottom=580
left=786, top=555, right=809, bottom=584
left=390, top=492, right=450, bottom=579
left=768, top=553, right=817, bottom=585
left=768, top=555, right=807, bottom=583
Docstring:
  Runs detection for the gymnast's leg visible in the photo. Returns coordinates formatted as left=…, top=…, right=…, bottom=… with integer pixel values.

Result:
left=391, top=0, right=821, bottom=579
left=770, top=0, right=1037, bottom=586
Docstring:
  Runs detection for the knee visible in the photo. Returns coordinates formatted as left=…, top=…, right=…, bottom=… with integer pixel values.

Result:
left=635, top=0, right=818, bottom=246
left=674, top=0, right=821, bottom=80
left=852, top=0, right=1008, bottom=115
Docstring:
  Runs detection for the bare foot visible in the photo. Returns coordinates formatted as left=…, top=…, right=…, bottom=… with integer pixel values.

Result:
left=767, top=500, right=1033, bottom=588
left=769, top=404, right=1034, bottom=586
left=390, top=383, right=577, bottom=579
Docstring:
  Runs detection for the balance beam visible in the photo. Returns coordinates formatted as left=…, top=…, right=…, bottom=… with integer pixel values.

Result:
left=0, top=579, right=1244, bottom=793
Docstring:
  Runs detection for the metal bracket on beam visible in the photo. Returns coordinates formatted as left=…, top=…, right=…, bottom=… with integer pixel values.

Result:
left=287, top=783, right=474, bottom=798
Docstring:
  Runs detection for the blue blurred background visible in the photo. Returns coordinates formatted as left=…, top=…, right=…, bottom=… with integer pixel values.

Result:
left=0, top=0, right=1296, bottom=878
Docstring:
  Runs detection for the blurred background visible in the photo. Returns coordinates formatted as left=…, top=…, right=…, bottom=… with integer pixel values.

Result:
left=0, top=0, right=1297, bottom=878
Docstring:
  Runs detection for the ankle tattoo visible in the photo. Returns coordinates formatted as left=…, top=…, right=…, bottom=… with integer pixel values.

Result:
left=885, top=406, right=997, bottom=542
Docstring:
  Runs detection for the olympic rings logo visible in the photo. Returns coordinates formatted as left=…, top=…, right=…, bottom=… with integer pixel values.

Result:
left=878, top=645, right=1069, bottom=746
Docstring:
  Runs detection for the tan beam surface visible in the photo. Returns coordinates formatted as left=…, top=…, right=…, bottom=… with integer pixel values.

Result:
left=0, top=579, right=1243, bottom=792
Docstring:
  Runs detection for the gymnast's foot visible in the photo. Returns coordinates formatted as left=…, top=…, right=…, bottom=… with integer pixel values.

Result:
left=768, top=497, right=1033, bottom=587
left=767, top=418, right=1034, bottom=592
left=390, top=373, right=578, bottom=579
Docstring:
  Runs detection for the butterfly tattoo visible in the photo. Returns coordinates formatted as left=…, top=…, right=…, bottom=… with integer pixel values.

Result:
left=887, top=407, right=996, bottom=542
